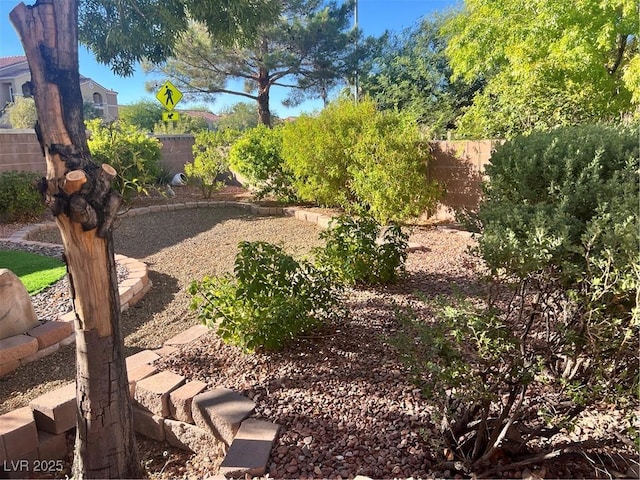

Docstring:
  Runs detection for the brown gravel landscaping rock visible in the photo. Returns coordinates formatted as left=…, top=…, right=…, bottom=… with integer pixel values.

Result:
left=1, top=189, right=635, bottom=479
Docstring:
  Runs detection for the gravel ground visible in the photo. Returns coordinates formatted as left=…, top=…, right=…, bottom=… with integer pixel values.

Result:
left=0, top=206, right=326, bottom=416
left=0, top=201, right=633, bottom=479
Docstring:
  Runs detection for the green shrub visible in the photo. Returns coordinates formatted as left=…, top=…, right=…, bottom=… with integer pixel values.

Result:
left=86, top=119, right=162, bottom=200
left=314, top=214, right=408, bottom=285
left=395, top=124, right=639, bottom=472
left=6, top=97, right=37, bottom=129
left=0, top=171, right=44, bottom=221
left=281, top=98, right=441, bottom=223
left=228, top=125, right=297, bottom=202
left=393, top=296, right=536, bottom=470
left=186, top=130, right=238, bottom=198
left=189, top=241, right=343, bottom=353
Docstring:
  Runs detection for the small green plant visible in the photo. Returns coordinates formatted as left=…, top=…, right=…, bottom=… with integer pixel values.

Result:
left=86, top=119, right=162, bottom=200
left=393, top=296, right=537, bottom=472
left=0, top=171, right=44, bottom=222
left=186, top=130, right=238, bottom=198
left=228, top=125, right=297, bottom=202
left=189, top=241, right=343, bottom=353
left=314, top=214, right=408, bottom=285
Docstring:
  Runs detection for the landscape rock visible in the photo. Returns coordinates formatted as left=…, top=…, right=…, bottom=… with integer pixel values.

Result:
left=0, top=269, right=39, bottom=340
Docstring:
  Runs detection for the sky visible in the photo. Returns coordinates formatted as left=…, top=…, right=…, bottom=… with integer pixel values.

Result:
left=0, top=0, right=461, bottom=117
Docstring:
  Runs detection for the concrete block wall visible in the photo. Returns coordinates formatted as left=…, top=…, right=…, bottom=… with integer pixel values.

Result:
left=0, top=130, right=195, bottom=177
left=0, top=131, right=498, bottom=222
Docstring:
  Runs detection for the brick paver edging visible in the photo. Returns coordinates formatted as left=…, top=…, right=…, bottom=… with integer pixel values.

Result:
left=0, top=326, right=280, bottom=478
left=1, top=227, right=151, bottom=378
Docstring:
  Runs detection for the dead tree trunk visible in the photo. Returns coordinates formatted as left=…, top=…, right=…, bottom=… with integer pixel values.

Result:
left=10, top=0, right=140, bottom=477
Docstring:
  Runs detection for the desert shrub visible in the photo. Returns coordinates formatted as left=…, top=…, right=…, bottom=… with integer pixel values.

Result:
left=315, top=214, right=408, bottom=285
left=394, top=296, right=536, bottom=472
left=281, top=98, right=441, bottom=223
left=86, top=119, right=162, bottom=200
left=189, top=241, right=343, bottom=353
left=6, top=97, right=37, bottom=128
left=228, top=125, right=297, bottom=202
left=186, top=130, right=238, bottom=198
left=394, top=124, right=639, bottom=474
left=0, top=171, right=44, bottom=221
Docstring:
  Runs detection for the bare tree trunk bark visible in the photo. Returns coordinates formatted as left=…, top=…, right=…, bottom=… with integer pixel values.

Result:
left=10, top=1, right=140, bottom=478
left=257, top=39, right=272, bottom=127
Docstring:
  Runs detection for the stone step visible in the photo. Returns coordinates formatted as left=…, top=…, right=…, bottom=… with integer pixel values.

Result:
left=29, top=382, right=76, bottom=435
left=0, top=406, right=39, bottom=461
left=219, top=419, right=280, bottom=478
left=192, top=388, right=255, bottom=447
left=134, top=371, right=185, bottom=417
left=37, top=430, right=67, bottom=461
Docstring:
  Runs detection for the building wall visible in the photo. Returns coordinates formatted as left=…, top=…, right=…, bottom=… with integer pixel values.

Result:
left=0, top=131, right=497, bottom=222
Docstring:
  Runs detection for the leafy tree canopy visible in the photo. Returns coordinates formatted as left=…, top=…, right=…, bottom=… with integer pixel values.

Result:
left=118, top=99, right=164, bottom=131
left=143, top=0, right=367, bottom=126
left=359, top=15, right=483, bottom=139
left=217, top=102, right=260, bottom=131
left=443, top=0, right=639, bottom=138
left=79, top=0, right=281, bottom=76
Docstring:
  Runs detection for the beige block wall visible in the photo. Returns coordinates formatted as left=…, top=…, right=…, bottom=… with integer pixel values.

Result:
left=428, top=140, right=501, bottom=221
left=0, top=131, right=194, bottom=177
left=0, top=132, right=496, bottom=223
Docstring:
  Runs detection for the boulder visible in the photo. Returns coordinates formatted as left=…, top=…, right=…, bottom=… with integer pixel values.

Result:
left=0, top=268, right=39, bottom=340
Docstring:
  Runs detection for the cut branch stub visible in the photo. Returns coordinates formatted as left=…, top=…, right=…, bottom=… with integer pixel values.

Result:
left=63, top=169, right=87, bottom=194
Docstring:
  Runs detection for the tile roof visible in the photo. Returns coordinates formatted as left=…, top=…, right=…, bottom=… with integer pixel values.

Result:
left=0, top=56, right=27, bottom=69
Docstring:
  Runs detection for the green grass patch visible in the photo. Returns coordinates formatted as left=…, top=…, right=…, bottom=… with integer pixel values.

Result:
left=0, top=250, right=66, bottom=294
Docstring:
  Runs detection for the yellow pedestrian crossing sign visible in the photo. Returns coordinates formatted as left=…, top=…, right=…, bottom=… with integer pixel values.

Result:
left=155, top=80, right=182, bottom=111
left=162, top=111, right=180, bottom=122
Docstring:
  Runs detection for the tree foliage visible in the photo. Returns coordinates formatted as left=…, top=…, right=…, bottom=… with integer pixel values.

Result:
left=360, top=15, right=482, bottom=138
left=444, top=0, right=639, bottom=137
left=6, top=96, right=37, bottom=128
left=79, top=0, right=281, bottom=76
left=119, top=99, right=164, bottom=131
left=217, top=102, right=260, bottom=131
left=144, top=0, right=365, bottom=126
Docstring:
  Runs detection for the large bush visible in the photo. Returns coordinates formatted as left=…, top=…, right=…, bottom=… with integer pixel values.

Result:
left=281, top=98, right=441, bottom=223
left=228, top=125, right=297, bottom=202
left=395, top=124, right=639, bottom=473
left=189, top=241, right=343, bottom=353
left=186, top=130, right=238, bottom=198
left=0, top=171, right=44, bottom=221
left=86, top=119, right=162, bottom=199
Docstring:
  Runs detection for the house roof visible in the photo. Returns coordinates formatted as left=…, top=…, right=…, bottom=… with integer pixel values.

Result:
left=0, top=56, right=27, bottom=69
left=179, top=110, right=220, bottom=124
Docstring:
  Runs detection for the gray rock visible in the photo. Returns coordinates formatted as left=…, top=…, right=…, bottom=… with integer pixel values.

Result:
left=0, top=268, right=38, bottom=340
